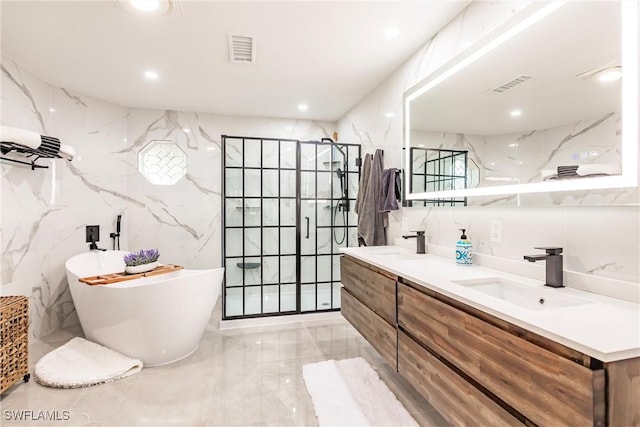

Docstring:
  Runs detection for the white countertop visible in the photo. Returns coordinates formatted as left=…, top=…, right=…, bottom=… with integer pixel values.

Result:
left=341, top=246, right=640, bottom=363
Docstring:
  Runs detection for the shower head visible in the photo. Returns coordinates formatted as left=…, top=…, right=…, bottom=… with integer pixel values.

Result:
left=321, top=137, right=346, bottom=160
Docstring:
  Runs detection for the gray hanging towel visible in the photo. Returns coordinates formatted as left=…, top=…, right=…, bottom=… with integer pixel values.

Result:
left=356, top=149, right=386, bottom=246
left=355, top=153, right=371, bottom=216
left=378, top=168, right=400, bottom=212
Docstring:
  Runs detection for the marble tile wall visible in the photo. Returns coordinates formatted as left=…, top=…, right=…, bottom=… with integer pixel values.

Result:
left=1, top=55, right=333, bottom=340
left=1, top=55, right=130, bottom=339
left=336, top=1, right=640, bottom=284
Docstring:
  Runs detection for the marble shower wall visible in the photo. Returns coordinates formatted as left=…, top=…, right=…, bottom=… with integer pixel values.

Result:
left=1, top=55, right=333, bottom=340
left=337, top=1, right=639, bottom=284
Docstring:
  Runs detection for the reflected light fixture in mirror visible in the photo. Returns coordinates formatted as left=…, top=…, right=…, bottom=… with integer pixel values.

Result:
left=404, top=0, right=638, bottom=200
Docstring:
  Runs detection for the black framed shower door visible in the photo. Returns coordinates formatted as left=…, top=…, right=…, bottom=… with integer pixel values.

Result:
left=221, top=135, right=361, bottom=320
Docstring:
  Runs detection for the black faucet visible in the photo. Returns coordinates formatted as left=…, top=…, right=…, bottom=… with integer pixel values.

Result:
left=402, top=231, right=426, bottom=254
left=89, top=239, right=107, bottom=252
left=523, top=247, right=563, bottom=288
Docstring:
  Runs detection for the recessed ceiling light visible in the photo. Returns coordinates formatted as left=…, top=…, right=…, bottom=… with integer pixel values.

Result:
left=144, top=70, right=159, bottom=80
left=298, top=104, right=308, bottom=111
left=49, top=108, right=55, bottom=112
left=384, top=27, right=399, bottom=39
left=117, top=0, right=173, bottom=16
left=510, top=109, right=522, bottom=117
left=183, top=128, right=190, bottom=133
left=385, top=112, right=395, bottom=118
left=509, top=143, right=518, bottom=147
left=131, top=0, right=159, bottom=11
left=595, top=67, right=622, bottom=83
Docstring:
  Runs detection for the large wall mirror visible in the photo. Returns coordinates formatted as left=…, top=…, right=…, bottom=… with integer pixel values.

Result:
left=403, top=1, right=638, bottom=206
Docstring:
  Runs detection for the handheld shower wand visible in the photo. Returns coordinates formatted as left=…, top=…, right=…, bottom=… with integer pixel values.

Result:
left=336, top=168, right=345, bottom=197
left=110, top=214, right=122, bottom=250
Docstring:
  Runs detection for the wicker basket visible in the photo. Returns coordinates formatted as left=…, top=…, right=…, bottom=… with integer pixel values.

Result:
left=1, top=295, right=30, bottom=394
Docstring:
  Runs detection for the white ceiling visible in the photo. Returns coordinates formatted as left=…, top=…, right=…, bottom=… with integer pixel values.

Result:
left=0, top=0, right=469, bottom=121
left=410, top=1, right=622, bottom=135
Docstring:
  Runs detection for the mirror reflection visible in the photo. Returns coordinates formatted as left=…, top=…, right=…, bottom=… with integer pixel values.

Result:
left=406, top=1, right=627, bottom=205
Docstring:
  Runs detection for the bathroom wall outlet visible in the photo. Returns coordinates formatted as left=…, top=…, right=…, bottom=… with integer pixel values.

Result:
left=86, top=225, right=100, bottom=243
left=490, top=219, right=502, bottom=243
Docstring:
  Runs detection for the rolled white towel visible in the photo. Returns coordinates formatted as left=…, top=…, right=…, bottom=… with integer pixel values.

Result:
left=59, top=144, right=75, bottom=161
left=576, top=164, right=621, bottom=176
left=0, top=125, right=42, bottom=150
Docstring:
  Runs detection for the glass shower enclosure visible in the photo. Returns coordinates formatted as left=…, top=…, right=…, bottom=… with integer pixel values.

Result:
left=222, top=136, right=361, bottom=319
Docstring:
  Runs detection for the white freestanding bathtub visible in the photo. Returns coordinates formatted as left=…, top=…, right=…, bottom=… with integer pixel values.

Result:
left=65, top=250, right=224, bottom=366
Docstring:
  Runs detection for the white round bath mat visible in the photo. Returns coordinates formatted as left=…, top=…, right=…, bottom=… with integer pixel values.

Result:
left=34, top=337, right=143, bottom=388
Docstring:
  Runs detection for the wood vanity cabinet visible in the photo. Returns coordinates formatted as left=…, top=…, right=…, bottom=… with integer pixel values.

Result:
left=340, top=254, right=640, bottom=427
left=399, top=281, right=605, bottom=426
left=340, top=255, right=397, bottom=367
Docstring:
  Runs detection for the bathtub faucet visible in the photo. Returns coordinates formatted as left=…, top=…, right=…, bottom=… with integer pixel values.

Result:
left=89, top=240, right=107, bottom=251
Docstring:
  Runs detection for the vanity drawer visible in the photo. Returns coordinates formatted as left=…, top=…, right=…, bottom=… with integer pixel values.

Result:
left=340, top=255, right=396, bottom=325
left=341, top=288, right=396, bottom=367
left=398, top=331, right=522, bottom=427
left=398, top=283, right=606, bottom=427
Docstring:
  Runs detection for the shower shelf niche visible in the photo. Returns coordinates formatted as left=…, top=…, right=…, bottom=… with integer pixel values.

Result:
left=236, top=262, right=261, bottom=269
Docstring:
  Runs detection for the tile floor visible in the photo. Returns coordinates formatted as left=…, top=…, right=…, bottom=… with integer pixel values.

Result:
left=1, top=302, right=450, bottom=426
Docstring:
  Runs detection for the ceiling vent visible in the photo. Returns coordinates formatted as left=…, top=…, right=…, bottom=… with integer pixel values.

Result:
left=489, top=75, right=533, bottom=94
left=227, top=33, right=256, bottom=64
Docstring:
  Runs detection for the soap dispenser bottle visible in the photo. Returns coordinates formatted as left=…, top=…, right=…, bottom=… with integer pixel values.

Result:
left=456, top=229, right=473, bottom=265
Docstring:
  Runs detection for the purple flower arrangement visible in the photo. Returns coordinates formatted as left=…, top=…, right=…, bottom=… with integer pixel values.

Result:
left=123, top=249, right=160, bottom=267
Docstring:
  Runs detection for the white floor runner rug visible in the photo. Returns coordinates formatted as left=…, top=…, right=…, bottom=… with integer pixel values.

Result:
left=303, top=357, right=419, bottom=427
left=34, top=337, right=143, bottom=388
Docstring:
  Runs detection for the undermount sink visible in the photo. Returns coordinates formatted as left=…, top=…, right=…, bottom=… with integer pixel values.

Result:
left=451, top=277, right=592, bottom=310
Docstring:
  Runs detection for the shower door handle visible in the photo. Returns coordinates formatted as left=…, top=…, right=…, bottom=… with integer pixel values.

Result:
left=305, top=216, right=310, bottom=239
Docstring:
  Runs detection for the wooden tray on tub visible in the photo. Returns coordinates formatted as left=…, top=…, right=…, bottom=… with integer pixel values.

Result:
left=79, top=264, right=184, bottom=286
